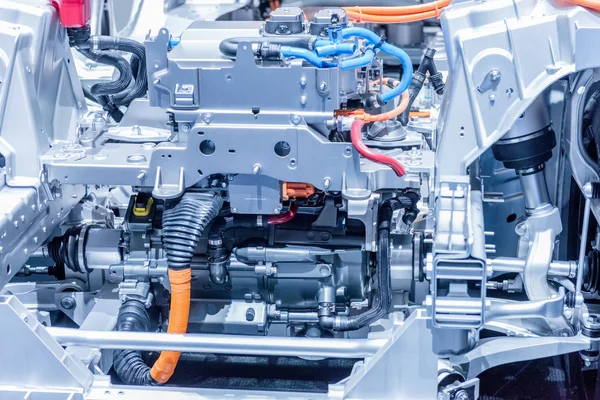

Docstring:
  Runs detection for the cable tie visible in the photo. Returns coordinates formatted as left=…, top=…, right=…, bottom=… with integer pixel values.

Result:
left=356, top=6, right=363, bottom=23
left=434, top=1, right=442, bottom=19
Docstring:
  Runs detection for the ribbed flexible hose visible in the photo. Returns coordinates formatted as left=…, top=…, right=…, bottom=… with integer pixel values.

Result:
left=150, top=193, right=223, bottom=383
left=113, top=300, right=157, bottom=385
left=93, top=37, right=148, bottom=106
left=77, top=49, right=132, bottom=96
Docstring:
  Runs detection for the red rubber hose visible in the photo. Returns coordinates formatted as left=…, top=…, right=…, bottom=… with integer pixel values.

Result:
left=351, top=119, right=406, bottom=177
left=268, top=203, right=298, bottom=225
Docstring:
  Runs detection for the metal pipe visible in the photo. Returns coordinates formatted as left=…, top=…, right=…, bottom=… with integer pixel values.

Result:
left=575, top=183, right=595, bottom=326
left=517, top=167, right=551, bottom=212
left=46, top=327, right=385, bottom=358
left=490, top=257, right=576, bottom=278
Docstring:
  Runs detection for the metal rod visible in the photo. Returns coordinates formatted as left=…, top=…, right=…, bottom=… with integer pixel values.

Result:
left=576, top=198, right=592, bottom=298
left=518, top=168, right=551, bottom=212
left=489, top=257, right=575, bottom=278
left=46, top=327, right=385, bottom=358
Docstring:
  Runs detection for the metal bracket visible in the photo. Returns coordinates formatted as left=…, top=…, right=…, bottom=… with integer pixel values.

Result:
left=0, top=295, right=92, bottom=390
left=330, top=310, right=437, bottom=400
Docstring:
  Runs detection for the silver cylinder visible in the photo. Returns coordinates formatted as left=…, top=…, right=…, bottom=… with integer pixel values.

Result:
left=517, top=167, right=551, bottom=212
left=46, top=327, right=385, bottom=358
left=386, top=22, right=424, bottom=46
left=489, top=257, right=576, bottom=278
left=84, top=228, right=123, bottom=270
left=390, top=234, right=413, bottom=291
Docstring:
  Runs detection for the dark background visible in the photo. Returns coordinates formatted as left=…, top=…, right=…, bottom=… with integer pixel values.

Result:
left=113, top=352, right=600, bottom=399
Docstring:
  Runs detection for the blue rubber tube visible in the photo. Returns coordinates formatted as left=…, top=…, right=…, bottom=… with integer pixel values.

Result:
left=341, top=27, right=382, bottom=45
left=377, top=42, right=413, bottom=103
left=280, top=46, right=336, bottom=68
left=314, top=43, right=357, bottom=57
left=341, top=27, right=413, bottom=103
left=339, top=48, right=375, bottom=71
left=314, top=39, right=331, bottom=48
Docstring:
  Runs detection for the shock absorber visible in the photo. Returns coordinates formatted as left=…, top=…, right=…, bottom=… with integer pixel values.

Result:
left=492, top=95, right=556, bottom=212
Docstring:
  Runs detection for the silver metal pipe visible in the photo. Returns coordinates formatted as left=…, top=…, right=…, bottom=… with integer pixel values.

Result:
left=89, top=0, right=105, bottom=37
left=46, top=327, right=385, bottom=358
left=517, top=168, right=551, bottom=212
left=490, top=257, right=576, bottom=278
left=575, top=183, right=594, bottom=326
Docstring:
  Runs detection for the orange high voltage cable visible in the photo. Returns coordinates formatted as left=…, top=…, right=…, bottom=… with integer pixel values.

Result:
left=345, top=0, right=452, bottom=16
left=344, top=0, right=452, bottom=23
left=338, top=79, right=410, bottom=122
left=150, top=268, right=192, bottom=383
left=565, top=0, right=600, bottom=11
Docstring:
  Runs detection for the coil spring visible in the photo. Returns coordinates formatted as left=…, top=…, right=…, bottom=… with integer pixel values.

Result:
left=162, top=194, right=223, bottom=270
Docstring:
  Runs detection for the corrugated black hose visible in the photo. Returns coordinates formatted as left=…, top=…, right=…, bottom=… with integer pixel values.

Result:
left=92, top=37, right=148, bottom=106
left=69, top=28, right=148, bottom=120
left=112, top=300, right=158, bottom=385
left=77, top=49, right=132, bottom=96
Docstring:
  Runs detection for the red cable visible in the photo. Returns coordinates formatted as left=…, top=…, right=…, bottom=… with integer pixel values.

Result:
left=268, top=203, right=298, bottom=225
left=350, top=119, right=406, bottom=177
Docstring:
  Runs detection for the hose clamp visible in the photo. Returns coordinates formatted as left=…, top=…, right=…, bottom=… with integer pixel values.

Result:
left=373, top=35, right=387, bottom=50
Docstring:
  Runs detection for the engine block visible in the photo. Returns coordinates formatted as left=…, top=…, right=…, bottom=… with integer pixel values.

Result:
left=3, top=0, right=600, bottom=398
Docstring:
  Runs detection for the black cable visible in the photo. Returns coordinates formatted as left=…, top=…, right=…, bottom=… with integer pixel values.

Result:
left=77, top=49, right=132, bottom=96
left=92, top=37, right=148, bottom=106
left=82, top=86, right=124, bottom=122
left=113, top=300, right=158, bottom=386
left=399, top=48, right=444, bottom=125
left=319, top=192, right=419, bottom=331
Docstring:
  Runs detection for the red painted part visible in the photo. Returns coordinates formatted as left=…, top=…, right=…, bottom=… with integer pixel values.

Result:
left=51, top=0, right=91, bottom=28
left=350, top=119, right=406, bottom=177
left=268, top=203, right=299, bottom=225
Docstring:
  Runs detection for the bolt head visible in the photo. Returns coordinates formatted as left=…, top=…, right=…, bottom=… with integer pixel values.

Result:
left=583, top=182, right=595, bottom=199
left=181, top=123, right=191, bottom=132
left=323, top=177, right=331, bottom=188
left=232, top=208, right=238, bottom=213
left=490, top=69, right=501, bottom=81
left=201, top=113, right=213, bottom=124
left=454, top=390, right=470, bottom=400
left=253, top=164, right=262, bottom=174
left=300, top=77, right=307, bottom=87
left=60, top=296, right=75, bottom=310
left=319, top=82, right=328, bottom=91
